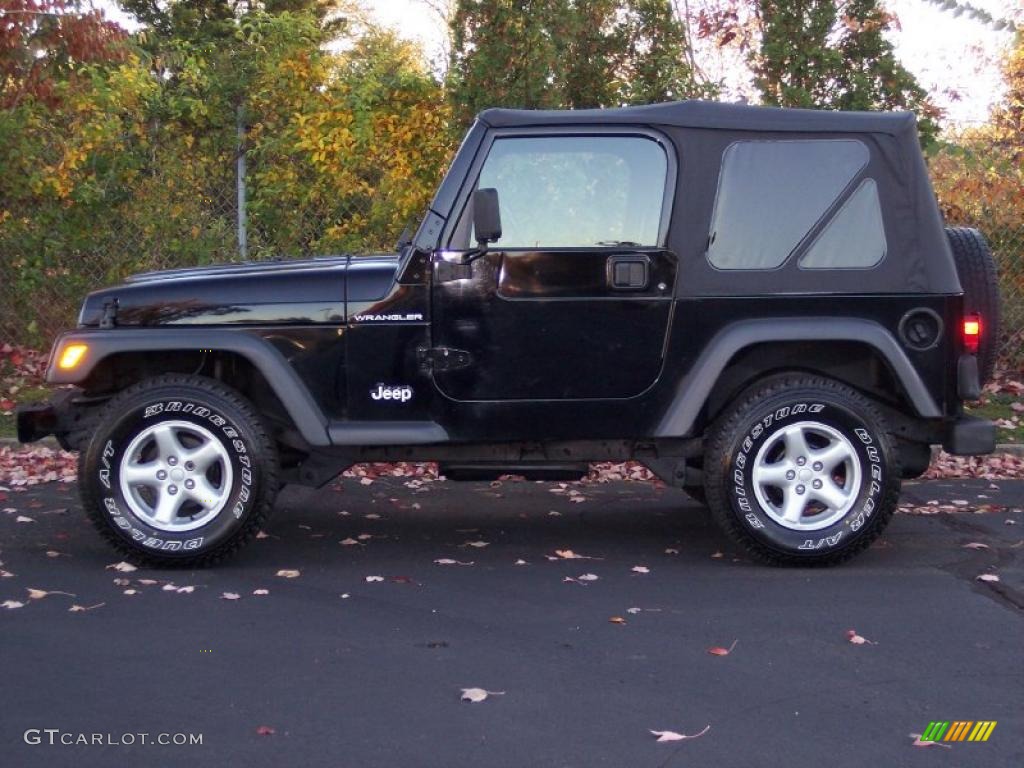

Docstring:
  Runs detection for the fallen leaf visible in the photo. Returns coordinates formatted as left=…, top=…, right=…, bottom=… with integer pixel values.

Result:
left=976, top=573, right=1000, bottom=583
left=553, top=549, right=600, bottom=560
left=577, top=573, right=599, bottom=582
left=910, top=733, right=952, bottom=749
left=609, top=616, right=627, bottom=625
left=137, top=579, right=158, bottom=585
left=161, top=584, right=178, bottom=592
left=340, top=538, right=360, bottom=546
left=434, top=558, right=474, bottom=566
left=45, top=550, right=65, bottom=558
left=664, top=548, right=679, bottom=554
left=707, top=639, right=738, bottom=656
left=631, top=565, right=650, bottom=574
left=15, top=515, right=35, bottom=523
left=253, top=589, right=269, bottom=596
left=465, top=540, right=489, bottom=548
left=962, top=542, right=990, bottom=550
left=847, top=629, right=876, bottom=645
left=176, top=586, right=195, bottom=594
left=123, top=589, right=138, bottom=595
left=2, top=599, right=24, bottom=609
left=106, top=561, right=137, bottom=573
left=26, top=588, right=75, bottom=600
left=711, top=551, right=724, bottom=559
left=514, top=559, right=528, bottom=566
left=276, top=569, right=300, bottom=579
left=365, top=575, right=384, bottom=582
left=650, top=725, right=711, bottom=742
left=255, top=725, right=275, bottom=736
left=221, top=592, right=241, bottom=600
left=460, top=687, right=505, bottom=703
left=68, top=603, right=104, bottom=612
left=255, top=531, right=269, bottom=539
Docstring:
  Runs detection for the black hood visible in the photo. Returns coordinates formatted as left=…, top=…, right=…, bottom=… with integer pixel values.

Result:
left=78, top=255, right=400, bottom=327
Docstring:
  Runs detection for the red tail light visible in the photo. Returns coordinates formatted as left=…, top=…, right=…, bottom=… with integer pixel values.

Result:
left=963, top=314, right=981, bottom=354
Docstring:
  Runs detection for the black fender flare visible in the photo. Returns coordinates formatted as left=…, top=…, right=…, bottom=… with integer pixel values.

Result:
left=45, top=329, right=331, bottom=446
left=655, top=318, right=941, bottom=437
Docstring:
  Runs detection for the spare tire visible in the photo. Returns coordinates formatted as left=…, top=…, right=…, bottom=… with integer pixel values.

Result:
left=945, top=227, right=1001, bottom=385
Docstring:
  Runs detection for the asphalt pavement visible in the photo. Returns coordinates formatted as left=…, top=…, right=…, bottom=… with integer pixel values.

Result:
left=1, top=474, right=1022, bottom=768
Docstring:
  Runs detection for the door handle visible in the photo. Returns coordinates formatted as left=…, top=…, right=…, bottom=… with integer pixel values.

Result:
left=608, top=255, right=650, bottom=290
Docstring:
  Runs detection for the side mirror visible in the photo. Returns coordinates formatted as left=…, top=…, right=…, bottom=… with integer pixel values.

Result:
left=473, top=188, right=502, bottom=248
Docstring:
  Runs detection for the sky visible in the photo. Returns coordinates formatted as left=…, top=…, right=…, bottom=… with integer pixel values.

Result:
left=97, top=0, right=1019, bottom=126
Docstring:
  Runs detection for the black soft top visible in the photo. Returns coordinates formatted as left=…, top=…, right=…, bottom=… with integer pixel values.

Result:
left=475, top=100, right=959, bottom=297
left=479, top=100, right=916, bottom=136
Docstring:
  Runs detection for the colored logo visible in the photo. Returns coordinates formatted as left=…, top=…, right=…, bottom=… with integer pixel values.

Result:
left=921, top=721, right=997, bottom=742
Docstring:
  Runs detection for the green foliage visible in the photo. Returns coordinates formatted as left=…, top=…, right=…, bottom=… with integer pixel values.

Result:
left=447, top=0, right=713, bottom=126
left=754, top=0, right=938, bottom=143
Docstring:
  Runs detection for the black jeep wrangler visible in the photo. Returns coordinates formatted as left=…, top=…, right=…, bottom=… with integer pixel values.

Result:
left=18, top=101, right=1000, bottom=567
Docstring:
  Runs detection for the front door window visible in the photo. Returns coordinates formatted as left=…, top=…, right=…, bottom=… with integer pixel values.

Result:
left=464, top=135, right=669, bottom=249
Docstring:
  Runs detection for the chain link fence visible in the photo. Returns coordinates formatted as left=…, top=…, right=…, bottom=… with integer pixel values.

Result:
left=931, top=126, right=1024, bottom=371
left=1, top=124, right=1022, bottom=370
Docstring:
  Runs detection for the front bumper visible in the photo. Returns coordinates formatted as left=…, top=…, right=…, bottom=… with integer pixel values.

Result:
left=15, top=390, right=79, bottom=448
left=16, top=403, right=58, bottom=444
left=942, top=415, right=996, bottom=456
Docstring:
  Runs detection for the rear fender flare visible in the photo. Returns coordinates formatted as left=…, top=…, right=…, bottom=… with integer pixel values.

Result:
left=655, top=318, right=941, bottom=437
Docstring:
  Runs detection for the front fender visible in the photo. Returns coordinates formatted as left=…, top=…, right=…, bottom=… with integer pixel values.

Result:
left=45, top=329, right=331, bottom=446
left=655, top=318, right=942, bottom=437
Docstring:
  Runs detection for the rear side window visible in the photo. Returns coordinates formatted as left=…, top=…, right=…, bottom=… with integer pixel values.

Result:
left=799, top=179, right=886, bottom=269
left=706, top=139, right=870, bottom=270
left=473, top=135, right=668, bottom=248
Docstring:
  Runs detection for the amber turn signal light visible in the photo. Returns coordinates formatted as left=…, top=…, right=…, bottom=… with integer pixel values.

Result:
left=57, top=343, right=88, bottom=370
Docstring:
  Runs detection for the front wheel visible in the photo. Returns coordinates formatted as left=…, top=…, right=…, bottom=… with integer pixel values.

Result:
left=79, top=374, right=279, bottom=567
left=703, top=374, right=901, bottom=566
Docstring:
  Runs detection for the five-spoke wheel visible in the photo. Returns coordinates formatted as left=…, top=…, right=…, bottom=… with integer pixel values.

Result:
left=703, top=374, right=899, bottom=566
left=751, top=421, right=860, bottom=531
left=119, top=420, right=233, bottom=532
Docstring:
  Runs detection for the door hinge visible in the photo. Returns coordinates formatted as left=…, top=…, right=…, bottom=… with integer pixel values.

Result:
left=417, top=346, right=472, bottom=372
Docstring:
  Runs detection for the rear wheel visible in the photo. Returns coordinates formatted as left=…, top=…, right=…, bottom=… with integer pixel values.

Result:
left=704, top=374, right=900, bottom=566
left=79, top=374, right=279, bottom=567
left=945, top=227, right=1001, bottom=385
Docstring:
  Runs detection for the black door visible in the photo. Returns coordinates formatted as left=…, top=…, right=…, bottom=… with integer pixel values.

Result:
left=431, top=132, right=678, bottom=402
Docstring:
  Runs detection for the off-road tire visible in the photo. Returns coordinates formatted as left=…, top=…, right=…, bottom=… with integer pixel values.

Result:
left=945, top=227, right=1001, bottom=385
left=79, top=374, right=279, bottom=567
left=704, top=374, right=901, bottom=566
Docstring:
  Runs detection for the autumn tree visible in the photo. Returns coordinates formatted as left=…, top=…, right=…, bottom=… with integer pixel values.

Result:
left=991, top=29, right=1023, bottom=159
left=754, top=0, right=937, bottom=141
left=0, top=0, right=126, bottom=108
left=447, top=0, right=710, bottom=125
left=1, top=1, right=455, bottom=344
